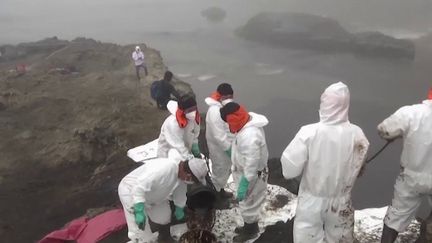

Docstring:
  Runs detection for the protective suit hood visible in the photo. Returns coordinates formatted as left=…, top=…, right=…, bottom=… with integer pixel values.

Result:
left=423, top=99, right=432, bottom=106
left=205, top=97, right=222, bottom=107
left=167, top=100, right=178, bottom=115
left=243, top=112, right=268, bottom=130
left=319, top=82, right=350, bottom=125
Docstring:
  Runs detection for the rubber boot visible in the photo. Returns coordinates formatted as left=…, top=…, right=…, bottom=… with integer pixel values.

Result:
left=157, top=224, right=175, bottom=243
left=233, top=222, right=259, bottom=242
left=381, top=224, right=399, bottom=243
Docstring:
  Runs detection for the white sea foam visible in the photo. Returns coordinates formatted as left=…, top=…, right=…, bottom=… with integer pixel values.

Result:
left=197, top=74, right=216, bottom=82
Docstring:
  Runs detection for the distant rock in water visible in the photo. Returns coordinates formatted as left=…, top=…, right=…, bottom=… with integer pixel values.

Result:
left=236, top=12, right=415, bottom=59
left=201, top=7, right=226, bottom=23
left=352, top=31, right=415, bottom=59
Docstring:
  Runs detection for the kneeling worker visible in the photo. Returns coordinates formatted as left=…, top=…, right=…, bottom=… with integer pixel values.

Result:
left=118, top=157, right=208, bottom=243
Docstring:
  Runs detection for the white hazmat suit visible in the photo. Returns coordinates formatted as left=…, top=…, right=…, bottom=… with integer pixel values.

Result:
left=118, top=158, right=187, bottom=242
left=281, top=82, right=369, bottom=243
left=232, top=112, right=269, bottom=224
left=378, top=99, right=432, bottom=232
left=205, top=97, right=234, bottom=192
left=157, top=100, right=200, bottom=161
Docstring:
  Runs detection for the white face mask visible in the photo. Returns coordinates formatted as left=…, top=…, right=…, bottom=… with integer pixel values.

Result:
left=185, top=111, right=196, bottom=121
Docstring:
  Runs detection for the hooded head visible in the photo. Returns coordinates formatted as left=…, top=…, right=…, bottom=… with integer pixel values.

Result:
left=179, top=158, right=208, bottom=184
left=319, top=82, right=350, bottom=125
left=164, top=71, right=173, bottom=82
left=220, top=102, right=250, bottom=133
left=178, top=95, right=197, bottom=111
left=187, top=158, right=208, bottom=184
left=211, top=83, right=234, bottom=105
left=176, top=95, right=200, bottom=128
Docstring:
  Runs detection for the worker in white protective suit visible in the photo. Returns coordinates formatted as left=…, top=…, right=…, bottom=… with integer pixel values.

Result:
left=205, top=83, right=235, bottom=200
left=281, top=82, right=369, bottom=243
left=378, top=88, right=432, bottom=243
left=118, top=157, right=208, bottom=243
left=157, top=95, right=201, bottom=161
left=220, top=102, right=269, bottom=242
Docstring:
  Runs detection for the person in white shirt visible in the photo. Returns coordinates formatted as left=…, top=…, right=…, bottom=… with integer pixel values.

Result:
left=132, top=46, right=148, bottom=80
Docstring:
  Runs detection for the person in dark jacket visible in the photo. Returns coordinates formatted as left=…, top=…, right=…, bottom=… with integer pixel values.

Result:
left=157, top=71, right=180, bottom=110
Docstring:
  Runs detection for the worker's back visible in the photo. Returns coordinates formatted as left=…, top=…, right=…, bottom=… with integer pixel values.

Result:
left=292, top=82, right=369, bottom=198
left=129, top=158, right=180, bottom=204
left=300, top=122, right=366, bottom=198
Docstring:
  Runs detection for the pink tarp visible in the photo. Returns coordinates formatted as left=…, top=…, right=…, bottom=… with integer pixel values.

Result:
left=78, top=209, right=126, bottom=243
left=39, top=209, right=126, bottom=243
left=39, top=217, right=88, bottom=243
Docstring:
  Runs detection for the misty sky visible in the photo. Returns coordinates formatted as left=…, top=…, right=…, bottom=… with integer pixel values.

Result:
left=1, top=0, right=432, bottom=44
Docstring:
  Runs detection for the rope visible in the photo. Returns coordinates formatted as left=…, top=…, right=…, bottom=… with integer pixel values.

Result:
left=366, top=140, right=393, bottom=164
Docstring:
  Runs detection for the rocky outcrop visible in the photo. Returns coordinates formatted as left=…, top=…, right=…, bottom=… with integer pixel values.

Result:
left=236, top=12, right=415, bottom=59
left=352, top=31, right=415, bottom=59
left=0, top=37, right=191, bottom=242
left=0, top=37, right=68, bottom=62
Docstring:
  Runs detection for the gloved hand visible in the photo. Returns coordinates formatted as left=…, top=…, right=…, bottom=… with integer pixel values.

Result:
left=191, top=143, right=201, bottom=158
left=225, top=147, right=232, bottom=158
left=174, top=206, right=185, bottom=221
left=236, top=176, right=250, bottom=201
left=133, top=202, right=146, bottom=230
left=377, top=124, right=401, bottom=141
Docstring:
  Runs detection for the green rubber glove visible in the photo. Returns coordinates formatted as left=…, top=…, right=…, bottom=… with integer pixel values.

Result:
left=191, top=143, right=201, bottom=158
left=236, top=176, right=250, bottom=201
left=225, top=147, right=232, bottom=158
left=174, top=206, right=185, bottom=221
left=133, top=202, right=146, bottom=230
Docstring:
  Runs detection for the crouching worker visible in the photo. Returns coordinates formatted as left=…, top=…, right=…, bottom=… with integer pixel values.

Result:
left=118, top=157, right=208, bottom=243
left=220, top=102, right=269, bottom=242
